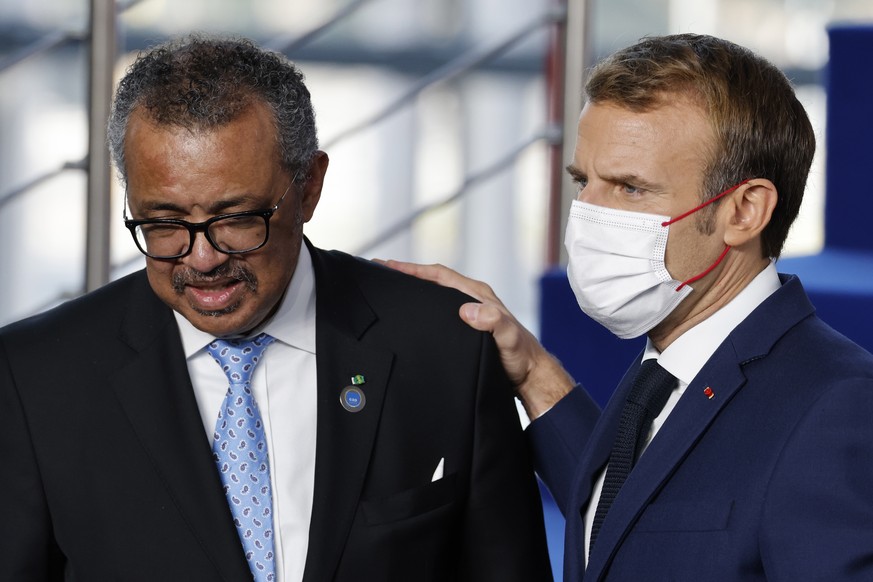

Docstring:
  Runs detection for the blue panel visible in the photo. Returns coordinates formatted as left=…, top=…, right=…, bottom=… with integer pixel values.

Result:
left=539, top=481, right=565, bottom=582
left=777, top=249, right=873, bottom=352
left=824, top=25, right=873, bottom=252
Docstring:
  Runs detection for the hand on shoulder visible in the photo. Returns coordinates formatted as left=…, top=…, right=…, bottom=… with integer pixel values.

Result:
left=375, top=259, right=576, bottom=419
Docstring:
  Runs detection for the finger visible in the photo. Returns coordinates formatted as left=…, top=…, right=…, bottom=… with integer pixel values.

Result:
left=461, top=302, right=525, bottom=348
left=460, top=303, right=489, bottom=331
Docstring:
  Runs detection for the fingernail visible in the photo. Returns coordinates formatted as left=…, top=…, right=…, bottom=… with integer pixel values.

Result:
left=462, top=303, right=480, bottom=322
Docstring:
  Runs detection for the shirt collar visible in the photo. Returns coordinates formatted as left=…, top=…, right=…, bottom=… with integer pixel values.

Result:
left=643, top=261, right=781, bottom=384
left=174, top=243, right=317, bottom=357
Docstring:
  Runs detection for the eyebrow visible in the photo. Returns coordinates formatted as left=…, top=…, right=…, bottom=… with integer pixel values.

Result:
left=565, top=164, right=585, bottom=180
left=604, top=173, right=663, bottom=191
left=138, top=195, right=260, bottom=216
left=565, top=164, right=664, bottom=192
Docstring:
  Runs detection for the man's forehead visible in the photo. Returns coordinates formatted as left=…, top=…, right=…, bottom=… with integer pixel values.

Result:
left=583, top=97, right=711, bottom=141
left=575, top=99, right=712, bottom=185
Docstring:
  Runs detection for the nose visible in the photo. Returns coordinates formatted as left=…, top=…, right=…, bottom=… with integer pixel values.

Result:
left=576, top=181, right=603, bottom=205
left=182, top=231, right=229, bottom=273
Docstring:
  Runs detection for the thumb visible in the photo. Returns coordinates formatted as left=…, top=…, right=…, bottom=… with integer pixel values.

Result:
left=459, top=303, right=487, bottom=331
left=460, top=302, right=507, bottom=334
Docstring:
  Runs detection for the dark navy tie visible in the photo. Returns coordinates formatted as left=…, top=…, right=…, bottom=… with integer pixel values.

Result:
left=589, top=359, right=677, bottom=554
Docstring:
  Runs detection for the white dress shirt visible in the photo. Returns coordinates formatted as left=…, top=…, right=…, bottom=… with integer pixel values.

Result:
left=582, top=262, right=782, bottom=565
left=174, top=244, right=317, bottom=582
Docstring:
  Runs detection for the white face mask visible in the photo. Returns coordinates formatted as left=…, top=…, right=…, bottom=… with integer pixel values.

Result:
left=563, top=182, right=744, bottom=339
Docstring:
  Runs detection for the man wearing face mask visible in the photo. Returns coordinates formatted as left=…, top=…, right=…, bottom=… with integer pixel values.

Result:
left=385, top=33, right=873, bottom=580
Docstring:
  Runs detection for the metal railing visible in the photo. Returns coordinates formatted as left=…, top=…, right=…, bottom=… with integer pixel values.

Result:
left=1, top=0, right=579, bottom=321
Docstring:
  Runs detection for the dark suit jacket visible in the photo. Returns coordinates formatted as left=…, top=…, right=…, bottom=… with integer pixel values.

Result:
left=0, top=245, right=551, bottom=581
left=531, top=274, right=873, bottom=581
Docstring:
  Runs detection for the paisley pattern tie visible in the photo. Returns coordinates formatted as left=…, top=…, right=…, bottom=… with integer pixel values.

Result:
left=207, top=333, right=277, bottom=582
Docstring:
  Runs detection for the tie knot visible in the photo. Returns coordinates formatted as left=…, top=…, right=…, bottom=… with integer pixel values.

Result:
left=207, top=332, right=275, bottom=385
left=627, top=359, right=676, bottom=416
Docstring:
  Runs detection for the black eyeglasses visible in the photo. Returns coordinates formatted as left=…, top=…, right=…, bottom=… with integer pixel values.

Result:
left=124, top=184, right=292, bottom=260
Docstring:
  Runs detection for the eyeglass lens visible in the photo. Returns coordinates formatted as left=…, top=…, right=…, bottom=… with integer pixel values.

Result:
left=135, top=214, right=268, bottom=258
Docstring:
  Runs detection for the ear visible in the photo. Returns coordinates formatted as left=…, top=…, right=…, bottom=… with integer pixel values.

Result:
left=300, top=150, right=329, bottom=222
left=721, top=178, right=777, bottom=248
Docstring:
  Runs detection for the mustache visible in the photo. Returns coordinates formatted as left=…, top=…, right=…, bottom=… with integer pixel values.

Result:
left=171, top=263, right=258, bottom=294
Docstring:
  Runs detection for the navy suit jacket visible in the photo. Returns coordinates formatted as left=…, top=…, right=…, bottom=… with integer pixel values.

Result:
left=0, top=244, right=551, bottom=581
left=531, top=274, right=873, bottom=581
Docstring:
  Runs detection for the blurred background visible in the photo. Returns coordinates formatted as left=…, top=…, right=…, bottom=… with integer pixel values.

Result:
left=4, top=0, right=872, bottom=330
left=3, top=1, right=873, bottom=578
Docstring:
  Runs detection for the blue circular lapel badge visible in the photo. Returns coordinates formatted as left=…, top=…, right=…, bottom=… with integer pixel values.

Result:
left=340, top=386, right=366, bottom=413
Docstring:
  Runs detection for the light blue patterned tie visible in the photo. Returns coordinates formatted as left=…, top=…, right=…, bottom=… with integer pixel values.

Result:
left=207, top=333, right=276, bottom=582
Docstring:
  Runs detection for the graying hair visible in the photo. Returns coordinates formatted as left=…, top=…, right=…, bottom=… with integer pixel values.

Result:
left=107, top=34, right=318, bottom=185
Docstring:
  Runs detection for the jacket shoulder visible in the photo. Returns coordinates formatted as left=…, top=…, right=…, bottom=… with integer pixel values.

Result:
left=0, top=270, right=156, bottom=344
left=311, top=246, right=476, bottom=313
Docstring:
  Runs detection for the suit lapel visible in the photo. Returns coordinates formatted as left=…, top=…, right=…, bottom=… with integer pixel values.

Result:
left=584, top=353, right=747, bottom=580
left=111, top=274, right=251, bottom=581
left=583, top=275, right=816, bottom=581
left=303, top=246, right=394, bottom=582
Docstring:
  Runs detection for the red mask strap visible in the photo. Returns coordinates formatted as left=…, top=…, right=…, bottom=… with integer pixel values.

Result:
left=676, top=244, right=731, bottom=291
left=661, top=179, right=751, bottom=227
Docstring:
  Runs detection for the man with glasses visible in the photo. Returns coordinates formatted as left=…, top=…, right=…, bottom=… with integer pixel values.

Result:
left=0, top=35, right=551, bottom=581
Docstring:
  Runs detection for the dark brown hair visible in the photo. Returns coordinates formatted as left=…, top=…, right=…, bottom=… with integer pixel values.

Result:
left=586, top=34, right=815, bottom=258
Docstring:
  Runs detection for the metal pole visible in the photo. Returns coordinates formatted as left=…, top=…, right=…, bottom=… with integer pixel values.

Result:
left=545, top=0, right=568, bottom=266
left=85, top=0, right=116, bottom=291
left=547, top=0, right=591, bottom=266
